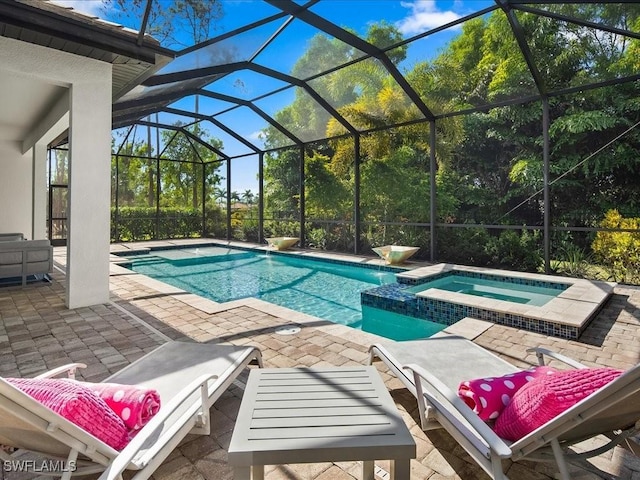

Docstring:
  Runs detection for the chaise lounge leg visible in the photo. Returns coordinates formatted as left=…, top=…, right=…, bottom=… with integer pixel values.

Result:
left=550, top=439, right=572, bottom=480
left=367, top=349, right=375, bottom=365
left=61, top=449, right=79, bottom=480
left=490, top=455, right=509, bottom=480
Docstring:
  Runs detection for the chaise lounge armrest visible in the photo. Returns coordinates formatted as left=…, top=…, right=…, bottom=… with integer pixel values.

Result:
left=404, top=363, right=513, bottom=459
left=526, top=347, right=588, bottom=369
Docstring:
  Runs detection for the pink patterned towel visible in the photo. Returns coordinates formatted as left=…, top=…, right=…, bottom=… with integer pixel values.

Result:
left=458, top=366, right=557, bottom=421
left=6, top=378, right=129, bottom=450
left=79, top=382, right=161, bottom=432
left=494, top=367, right=624, bottom=441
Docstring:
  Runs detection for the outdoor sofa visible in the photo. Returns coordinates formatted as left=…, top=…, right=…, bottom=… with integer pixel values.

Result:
left=0, top=235, right=53, bottom=285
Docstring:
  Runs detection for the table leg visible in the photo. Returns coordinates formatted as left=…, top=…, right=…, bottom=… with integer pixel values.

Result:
left=233, top=466, right=250, bottom=480
left=252, top=465, right=264, bottom=480
left=362, top=460, right=375, bottom=480
left=391, top=459, right=410, bottom=480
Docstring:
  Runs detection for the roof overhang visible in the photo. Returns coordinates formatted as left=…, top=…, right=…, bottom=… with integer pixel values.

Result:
left=0, top=0, right=175, bottom=100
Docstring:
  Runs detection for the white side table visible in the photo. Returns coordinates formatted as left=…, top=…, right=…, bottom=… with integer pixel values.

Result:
left=228, top=366, right=416, bottom=479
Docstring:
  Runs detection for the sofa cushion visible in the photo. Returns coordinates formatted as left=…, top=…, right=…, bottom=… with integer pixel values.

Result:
left=0, top=252, right=23, bottom=266
left=0, top=233, right=25, bottom=242
left=26, top=250, right=50, bottom=263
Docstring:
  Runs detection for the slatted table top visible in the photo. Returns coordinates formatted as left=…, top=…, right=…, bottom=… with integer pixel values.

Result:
left=228, top=366, right=416, bottom=467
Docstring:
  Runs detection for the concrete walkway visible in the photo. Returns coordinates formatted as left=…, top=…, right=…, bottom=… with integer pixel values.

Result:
left=0, top=240, right=639, bottom=479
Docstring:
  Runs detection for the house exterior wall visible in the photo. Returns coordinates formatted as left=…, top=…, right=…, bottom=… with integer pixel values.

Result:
left=0, top=142, right=32, bottom=236
left=0, top=36, right=112, bottom=308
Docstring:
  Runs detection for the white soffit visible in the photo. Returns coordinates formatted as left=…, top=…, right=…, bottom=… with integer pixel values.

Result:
left=0, top=72, right=66, bottom=143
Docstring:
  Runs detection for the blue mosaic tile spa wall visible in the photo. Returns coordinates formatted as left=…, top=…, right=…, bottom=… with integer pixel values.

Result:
left=361, top=271, right=580, bottom=340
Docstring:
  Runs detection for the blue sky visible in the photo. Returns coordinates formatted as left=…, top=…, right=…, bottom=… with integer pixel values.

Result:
left=54, top=0, right=488, bottom=193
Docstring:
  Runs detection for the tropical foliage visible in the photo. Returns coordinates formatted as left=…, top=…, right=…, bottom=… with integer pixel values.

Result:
left=260, top=4, right=639, bottom=276
left=109, top=4, right=640, bottom=280
left=592, top=210, right=640, bottom=283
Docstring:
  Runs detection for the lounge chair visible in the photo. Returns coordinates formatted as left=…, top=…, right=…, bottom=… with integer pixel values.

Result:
left=0, top=341, right=263, bottom=480
left=369, top=336, right=640, bottom=480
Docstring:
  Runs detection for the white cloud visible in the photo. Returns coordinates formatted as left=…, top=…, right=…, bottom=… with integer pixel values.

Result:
left=396, top=0, right=462, bottom=36
left=248, top=130, right=265, bottom=143
left=50, top=1, right=104, bottom=17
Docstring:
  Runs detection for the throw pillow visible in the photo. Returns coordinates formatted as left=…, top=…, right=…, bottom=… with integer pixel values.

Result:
left=458, top=366, right=557, bottom=421
left=494, top=367, right=623, bottom=441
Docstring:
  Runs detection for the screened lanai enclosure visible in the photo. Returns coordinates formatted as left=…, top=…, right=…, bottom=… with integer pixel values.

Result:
left=51, top=1, right=640, bottom=283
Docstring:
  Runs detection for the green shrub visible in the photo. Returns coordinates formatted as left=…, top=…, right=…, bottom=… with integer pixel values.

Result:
left=485, top=229, right=542, bottom=272
left=307, top=227, right=328, bottom=249
left=205, top=206, right=226, bottom=238
left=437, top=227, right=492, bottom=266
left=111, top=207, right=204, bottom=241
left=557, top=243, right=593, bottom=278
left=592, top=209, right=640, bottom=283
left=264, top=219, right=299, bottom=239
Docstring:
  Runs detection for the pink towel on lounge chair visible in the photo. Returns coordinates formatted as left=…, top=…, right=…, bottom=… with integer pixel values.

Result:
left=494, top=367, right=623, bottom=441
left=458, top=366, right=557, bottom=421
left=80, top=382, right=161, bottom=432
left=6, top=378, right=130, bottom=450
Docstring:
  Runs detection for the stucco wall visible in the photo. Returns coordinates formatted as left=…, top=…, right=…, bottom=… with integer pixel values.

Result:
left=0, top=141, right=32, bottom=236
left=0, top=36, right=112, bottom=308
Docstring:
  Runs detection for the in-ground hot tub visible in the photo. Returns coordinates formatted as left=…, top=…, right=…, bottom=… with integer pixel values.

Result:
left=362, top=263, right=615, bottom=340
left=404, top=272, right=566, bottom=307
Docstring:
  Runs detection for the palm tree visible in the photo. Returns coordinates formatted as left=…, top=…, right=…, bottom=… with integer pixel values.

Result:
left=242, top=189, right=254, bottom=205
left=214, top=187, right=226, bottom=206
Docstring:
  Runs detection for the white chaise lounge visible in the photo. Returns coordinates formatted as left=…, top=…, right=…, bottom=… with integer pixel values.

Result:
left=369, top=336, right=640, bottom=480
left=0, top=341, right=263, bottom=480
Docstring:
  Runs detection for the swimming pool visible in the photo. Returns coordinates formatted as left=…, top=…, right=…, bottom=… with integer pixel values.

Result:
left=123, top=246, right=446, bottom=339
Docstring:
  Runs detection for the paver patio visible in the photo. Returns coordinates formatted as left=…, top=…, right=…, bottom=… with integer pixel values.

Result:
left=0, top=241, right=639, bottom=479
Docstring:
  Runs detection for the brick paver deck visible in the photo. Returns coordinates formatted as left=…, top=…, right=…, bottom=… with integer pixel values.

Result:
left=0, top=240, right=639, bottom=480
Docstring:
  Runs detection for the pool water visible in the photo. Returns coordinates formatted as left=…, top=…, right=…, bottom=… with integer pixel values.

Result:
left=126, top=247, right=438, bottom=336
left=406, top=273, right=565, bottom=306
left=361, top=305, right=446, bottom=341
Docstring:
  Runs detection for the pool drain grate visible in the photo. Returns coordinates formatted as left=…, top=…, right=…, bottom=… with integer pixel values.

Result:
left=275, top=325, right=301, bottom=335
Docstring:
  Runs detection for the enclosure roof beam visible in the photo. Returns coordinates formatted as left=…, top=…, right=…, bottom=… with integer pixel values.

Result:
left=135, top=120, right=228, bottom=160
left=113, top=87, right=201, bottom=113
left=248, top=63, right=358, bottom=135
left=135, top=0, right=153, bottom=46
left=497, top=0, right=547, bottom=96
left=144, top=59, right=358, bottom=136
left=113, top=105, right=180, bottom=129
left=174, top=10, right=293, bottom=56
left=265, top=0, right=435, bottom=121
left=196, top=90, right=303, bottom=146
left=514, top=4, right=640, bottom=40
left=143, top=62, right=247, bottom=86
left=162, top=106, right=262, bottom=153
left=181, top=129, right=229, bottom=161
